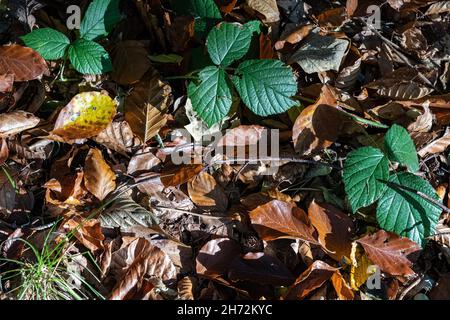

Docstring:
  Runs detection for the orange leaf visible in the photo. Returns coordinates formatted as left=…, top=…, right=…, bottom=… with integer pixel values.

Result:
left=188, top=172, right=228, bottom=211
left=84, top=148, right=117, bottom=201
left=161, top=163, right=204, bottom=187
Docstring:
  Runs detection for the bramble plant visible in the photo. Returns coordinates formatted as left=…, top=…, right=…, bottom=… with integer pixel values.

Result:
left=343, top=124, right=442, bottom=247
left=187, top=21, right=298, bottom=127
left=21, top=0, right=121, bottom=75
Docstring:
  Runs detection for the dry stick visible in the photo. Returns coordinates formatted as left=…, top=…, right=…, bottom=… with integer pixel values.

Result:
left=357, top=17, right=438, bottom=92
left=209, top=157, right=342, bottom=171
left=154, top=206, right=233, bottom=220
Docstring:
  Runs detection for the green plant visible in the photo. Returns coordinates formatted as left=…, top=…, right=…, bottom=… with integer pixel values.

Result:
left=187, top=21, right=298, bottom=127
left=21, top=0, right=121, bottom=75
left=343, top=124, right=442, bottom=247
left=0, top=226, right=103, bottom=300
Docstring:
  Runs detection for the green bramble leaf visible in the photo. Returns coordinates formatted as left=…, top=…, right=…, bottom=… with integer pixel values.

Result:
left=21, top=28, right=70, bottom=60
left=206, top=22, right=253, bottom=67
left=187, top=66, right=232, bottom=127
left=376, top=172, right=442, bottom=246
left=343, top=147, right=389, bottom=213
left=384, top=124, right=420, bottom=172
left=80, top=0, right=121, bottom=41
left=68, top=39, right=112, bottom=75
left=232, top=59, right=298, bottom=116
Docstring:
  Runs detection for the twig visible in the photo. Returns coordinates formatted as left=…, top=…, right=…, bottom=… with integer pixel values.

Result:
left=209, top=157, right=342, bottom=170
left=154, top=207, right=233, bottom=220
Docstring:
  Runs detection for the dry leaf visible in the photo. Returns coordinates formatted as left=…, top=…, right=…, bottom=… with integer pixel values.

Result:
left=245, top=0, right=280, bottom=23
left=84, top=148, right=117, bottom=201
left=418, top=129, right=450, bottom=157
left=308, top=200, right=354, bottom=261
left=160, top=162, right=204, bottom=187
left=94, top=121, right=142, bottom=155
left=196, top=238, right=241, bottom=278
left=0, top=44, right=49, bottom=81
left=0, top=111, right=40, bottom=138
left=124, top=69, right=171, bottom=142
left=63, top=216, right=105, bottom=253
left=249, top=200, right=319, bottom=244
left=188, top=172, right=228, bottom=212
left=111, top=41, right=152, bottom=85
left=0, top=73, right=14, bottom=93
left=356, top=230, right=421, bottom=276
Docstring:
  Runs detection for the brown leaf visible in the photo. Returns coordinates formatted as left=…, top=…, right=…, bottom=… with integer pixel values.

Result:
left=196, top=238, right=240, bottom=278
left=249, top=200, right=319, bottom=244
left=308, top=200, right=354, bottom=261
left=164, top=15, right=195, bottom=53
left=356, top=230, right=421, bottom=276
left=425, top=1, right=450, bottom=15
left=0, top=168, right=18, bottom=219
left=177, top=276, right=196, bottom=300
left=0, top=45, right=49, bottom=81
left=216, top=0, right=238, bottom=13
left=259, top=33, right=276, bottom=59
left=188, top=172, right=228, bottom=212
left=245, top=0, right=280, bottom=23
left=111, top=41, right=152, bottom=85
left=63, top=216, right=105, bottom=253
left=331, top=271, right=354, bottom=300
left=44, top=171, right=86, bottom=206
left=160, top=162, right=204, bottom=187
left=346, top=0, right=359, bottom=16
left=94, top=121, right=142, bottom=155
left=0, top=111, right=40, bottom=138
left=292, top=85, right=343, bottom=155
left=84, top=148, right=116, bottom=201
left=274, top=25, right=314, bottom=51
left=285, top=260, right=338, bottom=300
left=124, top=69, right=171, bottom=142
left=127, top=147, right=161, bottom=176
left=0, top=138, right=9, bottom=166
left=110, top=237, right=176, bottom=300
left=418, top=129, right=450, bottom=157
left=317, top=7, right=347, bottom=28
left=0, top=73, right=14, bottom=93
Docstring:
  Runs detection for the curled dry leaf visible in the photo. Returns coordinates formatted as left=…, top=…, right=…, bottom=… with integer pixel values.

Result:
left=94, top=121, right=142, bottom=155
left=317, top=7, right=348, bottom=28
left=249, top=200, right=319, bottom=244
left=196, top=238, right=241, bottom=278
left=177, top=276, right=196, bottom=300
left=110, top=237, right=176, bottom=300
left=308, top=200, right=354, bottom=262
left=331, top=271, right=355, bottom=300
left=111, top=41, right=152, bottom=85
left=44, top=170, right=85, bottom=206
left=418, top=129, right=450, bottom=157
left=0, top=111, right=40, bottom=138
left=187, top=172, right=228, bottom=212
left=125, top=69, right=172, bottom=142
left=349, top=241, right=372, bottom=290
left=127, top=147, right=161, bottom=176
left=84, top=148, right=117, bottom=201
left=52, top=91, right=117, bottom=140
left=63, top=216, right=105, bottom=253
left=274, top=25, right=314, bottom=51
left=245, top=0, right=280, bottom=23
left=356, top=230, right=421, bottom=276
left=0, top=44, right=49, bottom=81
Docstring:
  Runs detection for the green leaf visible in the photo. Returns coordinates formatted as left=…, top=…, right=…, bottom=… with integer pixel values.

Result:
left=80, top=0, right=121, bottom=41
left=207, top=22, right=253, bottom=67
left=384, top=124, right=419, bottom=172
left=343, top=147, right=389, bottom=213
left=232, top=59, right=297, bottom=116
left=188, top=66, right=232, bottom=127
left=68, top=39, right=112, bottom=75
left=377, top=172, right=442, bottom=246
left=21, top=28, right=70, bottom=60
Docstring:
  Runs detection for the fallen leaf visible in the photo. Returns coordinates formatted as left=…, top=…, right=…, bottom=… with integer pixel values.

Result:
left=0, top=111, right=40, bottom=138
left=285, top=260, right=338, bottom=300
left=245, top=0, right=280, bottom=23
left=84, top=148, right=116, bottom=201
left=249, top=200, right=319, bottom=243
left=160, top=162, right=204, bottom=187
left=94, top=121, right=142, bottom=155
left=418, top=128, right=450, bottom=157
left=188, top=172, right=228, bottom=212
left=196, top=238, right=241, bottom=278
left=63, top=216, right=105, bottom=253
left=317, top=7, right=347, bottom=28
left=308, top=200, right=354, bottom=261
left=425, top=1, right=450, bottom=15
left=356, top=230, right=421, bottom=276
left=52, top=91, right=117, bottom=140
left=0, top=44, right=49, bottom=81
left=331, top=271, right=354, bottom=300
left=124, top=69, right=171, bottom=142
left=0, top=74, right=14, bottom=93
left=274, top=25, right=314, bottom=51
left=349, top=241, right=372, bottom=290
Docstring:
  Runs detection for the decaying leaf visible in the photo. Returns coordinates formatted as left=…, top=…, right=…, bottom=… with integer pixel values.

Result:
left=161, top=163, right=204, bottom=187
left=94, top=121, right=142, bottom=155
left=111, top=41, right=152, bottom=85
left=196, top=238, right=241, bottom=278
left=84, top=148, right=116, bottom=201
left=245, top=0, right=280, bottom=23
left=188, top=172, right=228, bottom=212
left=63, top=216, right=105, bottom=253
left=0, top=111, right=40, bottom=138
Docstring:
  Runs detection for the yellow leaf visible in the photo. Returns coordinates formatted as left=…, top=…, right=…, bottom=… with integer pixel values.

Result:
left=52, top=91, right=117, bottom=140
left=350, top=241, right=373, bottom=290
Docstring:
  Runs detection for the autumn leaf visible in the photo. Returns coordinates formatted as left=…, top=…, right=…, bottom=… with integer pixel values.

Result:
left=0, top=44, right=49, bottom=81
left=356, top=230, right=421, bottom=276
left=188, top=172, right=228, bottom=212
left=63, top=216, right=105, bottom=253
left=249, top=200, right=319, bottom=244
left=84, top=148, right=117, bottom=201
left=196, top=238, right=240, bottom=279
left=160, top=162, right=204, bottom=188
left=52, top=91, right=117, bottom=140
left=0, top=111, right=40, bottom=138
